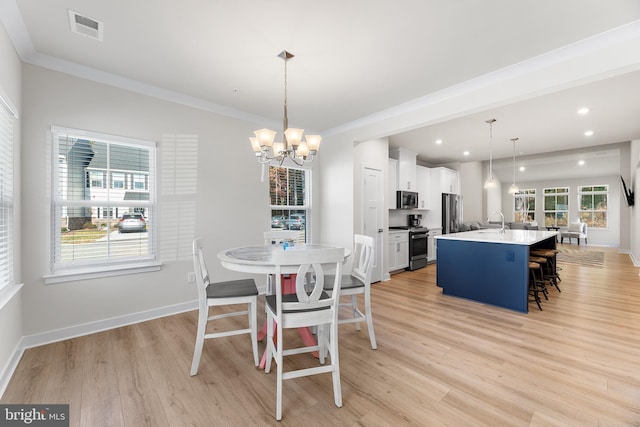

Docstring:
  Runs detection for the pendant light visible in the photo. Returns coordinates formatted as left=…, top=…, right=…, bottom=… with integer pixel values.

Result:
left=508, top=137, right=520, bottom=194
left=484, top=119, right=497, bottom=189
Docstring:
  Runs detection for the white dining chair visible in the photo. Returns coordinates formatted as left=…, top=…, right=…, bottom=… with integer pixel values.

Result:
left=263, top=230, right=300, bottom=294
left=190, top=238, right=259, bottom=376
left=324, top=234, right=377, bottom=349
left=264, top=246, right=345, bottom=421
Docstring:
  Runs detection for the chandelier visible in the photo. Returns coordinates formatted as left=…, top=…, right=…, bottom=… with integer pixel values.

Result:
left=250, top=50, right=321, bottom=166
left=508, top=137, right=520, bottom=194
left=484, top=118, right=497, bottom=189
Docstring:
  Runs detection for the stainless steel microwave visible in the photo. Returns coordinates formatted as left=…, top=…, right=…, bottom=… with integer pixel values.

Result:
left=397, top=191, right=418, bottom=209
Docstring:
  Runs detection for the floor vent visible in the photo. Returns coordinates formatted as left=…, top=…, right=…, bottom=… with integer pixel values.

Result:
left=68, top=10, right=103, bottom=41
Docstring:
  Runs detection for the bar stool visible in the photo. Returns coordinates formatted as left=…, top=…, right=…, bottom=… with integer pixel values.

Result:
left=528, top=262, right=544, bottom=311
left=528, top=256, right=549, bottom=301
left=530, top=249, right=561, bottom=292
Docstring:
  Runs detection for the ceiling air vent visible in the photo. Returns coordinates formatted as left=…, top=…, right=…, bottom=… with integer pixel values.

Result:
left=68, top=10, right=103, bottom=41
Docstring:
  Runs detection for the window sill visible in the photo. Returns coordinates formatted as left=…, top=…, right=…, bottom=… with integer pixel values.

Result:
left=44, top=262, right=163, bottom=284
left=0, top=283, right=24, bottom=311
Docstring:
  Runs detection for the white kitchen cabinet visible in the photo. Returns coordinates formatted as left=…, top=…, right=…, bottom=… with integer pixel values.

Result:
left=388, top=230, right=409, bottom=272
left=427, top=228, right=441, bottom=263
left=389, top=148, right=417, bottom=191
left=416, top=165, right=431, bottom=210
left=388, top=158, right=398, bottom=209
left=431, top=167, right=459, bottom=195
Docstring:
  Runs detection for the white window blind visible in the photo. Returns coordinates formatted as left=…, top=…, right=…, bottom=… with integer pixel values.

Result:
left=0, top=98, right=15, bottom=293
left=51, top=126, right=157, bottom=276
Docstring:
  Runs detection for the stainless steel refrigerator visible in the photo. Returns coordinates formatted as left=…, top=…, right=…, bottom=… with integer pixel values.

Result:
left=442, top=193, right=463, bottom=234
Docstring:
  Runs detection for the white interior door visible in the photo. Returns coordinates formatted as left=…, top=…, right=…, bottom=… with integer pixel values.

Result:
left=362, top=167, right=384, bottom=283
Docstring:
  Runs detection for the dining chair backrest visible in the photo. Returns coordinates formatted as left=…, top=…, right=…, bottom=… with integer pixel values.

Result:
left=264, top=230, right=300, bottom=245
left=351, top=234, right=375, bottom=286
left=272, top=247, right=344, bottom=314
left=192, top=238, right=210, bottom=299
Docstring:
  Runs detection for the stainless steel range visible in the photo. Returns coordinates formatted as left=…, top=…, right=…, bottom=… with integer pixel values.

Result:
left=390, top=214, right=429, bottom=271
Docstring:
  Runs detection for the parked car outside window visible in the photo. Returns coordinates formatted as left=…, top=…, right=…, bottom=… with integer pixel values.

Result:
left=271, top=215, right=285, bottom=228
left=118, top=212, right=147, bottom=233
left=285, top=213, right=305, bottom=230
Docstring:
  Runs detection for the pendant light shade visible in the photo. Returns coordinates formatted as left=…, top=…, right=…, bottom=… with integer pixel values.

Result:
left=508, top=137, right=519, bottom=194
left=484, top=119, right=497, bottom=189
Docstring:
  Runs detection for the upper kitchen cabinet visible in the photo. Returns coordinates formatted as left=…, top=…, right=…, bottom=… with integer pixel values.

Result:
left=416, top=165, right=431, bottom=210
left=389, top=148, right=417, bottom=191
left=388, top=158, right=398, bottom=209
left=431, top=167, right=459, bottom=195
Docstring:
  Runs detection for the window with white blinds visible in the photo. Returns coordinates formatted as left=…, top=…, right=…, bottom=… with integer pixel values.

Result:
left=269, top=165, right=310, bottom=243
left=0, top=98, right=15, bottom=293
left=50, top=126, right=157, bottom=279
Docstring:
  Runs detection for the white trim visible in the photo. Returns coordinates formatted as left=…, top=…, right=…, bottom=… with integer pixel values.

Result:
left=44, top=262, right=162, bottom=284
left=50, top=125, right=156, bottom=148
left=0, top=336, right=25, bottom=399
left=0, top=299, right=198, bottom=399
left=0, top=283, right=22, bottom=311
left=20, top=299, right=198, bottom=350
left=0, top=93, right=18, bottom=119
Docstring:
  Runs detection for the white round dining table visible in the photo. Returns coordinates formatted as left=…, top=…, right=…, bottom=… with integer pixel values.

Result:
left=217, top=243, right=350, bottom=369
left=217, top=243, right=350, bottom=274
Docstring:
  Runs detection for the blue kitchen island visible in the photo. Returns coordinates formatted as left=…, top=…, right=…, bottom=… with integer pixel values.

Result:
left=435, top=229, right=557, bottom=313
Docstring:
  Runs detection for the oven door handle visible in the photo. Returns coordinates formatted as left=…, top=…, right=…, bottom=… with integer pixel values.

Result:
left=411, top=233, right=428, bottom=239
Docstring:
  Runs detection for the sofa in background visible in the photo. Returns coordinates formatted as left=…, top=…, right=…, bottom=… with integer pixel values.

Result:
left=460, top=221, right=540, bottom=231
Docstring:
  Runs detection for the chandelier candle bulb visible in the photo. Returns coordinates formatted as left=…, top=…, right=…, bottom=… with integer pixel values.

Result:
left=305, top=135, right=322, bottom=152
left=254, top=128, right=276, bottom=147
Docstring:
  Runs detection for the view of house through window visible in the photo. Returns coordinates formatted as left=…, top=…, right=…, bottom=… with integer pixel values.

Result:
left=544, top=187, right=569, bottom=227
left=579, top=185, right=608, bottom=228
left=269, top=165, right=309, bottom=243
left=513, top=189, right=536, bottom=222
left=51, top=127, right=156, bottom=273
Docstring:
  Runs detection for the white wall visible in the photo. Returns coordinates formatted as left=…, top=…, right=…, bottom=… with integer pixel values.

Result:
left=19, top=64, right=289, bottom=337
left=458, top=161, right=483, bottom=222
left=0, top=18, right=23, bottom=395
left=503, top=174, right=621, bottom=246
left=630, top=139, right=640, bottom=265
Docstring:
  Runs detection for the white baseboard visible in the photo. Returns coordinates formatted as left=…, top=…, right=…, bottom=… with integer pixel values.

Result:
left=0, top=299, right=198, bottom=399
left=0, top=336, right=26, bottom=399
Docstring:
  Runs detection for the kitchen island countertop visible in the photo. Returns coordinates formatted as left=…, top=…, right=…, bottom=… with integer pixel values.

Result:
left=435, top=229, right=557, bottom=245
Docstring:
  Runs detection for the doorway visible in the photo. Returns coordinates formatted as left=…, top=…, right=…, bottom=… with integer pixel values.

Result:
left=362, top=166, right=384, bottom=283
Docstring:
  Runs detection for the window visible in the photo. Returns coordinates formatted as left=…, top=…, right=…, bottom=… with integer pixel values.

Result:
left=513, top=189, right=536, bottom=222
left=269, top=165, right=310, bottom=243
left=0, top=97, right=15, bottom=294
left=111, top=172, right=125, bottom=189
left=49, top=126, right=158, bottom=282
left=578, top=185, right=608, bottom=228
left=89, top=170, right=104, bottom=188
left=544, top=187, right=569, bottom=227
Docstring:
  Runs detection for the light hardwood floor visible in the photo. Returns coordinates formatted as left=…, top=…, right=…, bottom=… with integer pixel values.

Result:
left=2, top=244, right=640, bottom=426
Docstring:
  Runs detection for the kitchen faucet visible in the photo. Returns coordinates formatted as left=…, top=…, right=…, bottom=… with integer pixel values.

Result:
left=487, top=211, right=505, bottom=234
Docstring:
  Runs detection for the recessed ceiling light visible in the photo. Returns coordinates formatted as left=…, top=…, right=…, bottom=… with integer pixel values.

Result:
left=577, top=107, right=590, bottom=115
left=435, top=139, right=443, bottom=145
left=584, top=130, right=594, bottom=137
left=578, top=160, right=585, bottom=166
left=463, top=151, right=469, bottom=156
left=519, top=166, right=525, bottom=172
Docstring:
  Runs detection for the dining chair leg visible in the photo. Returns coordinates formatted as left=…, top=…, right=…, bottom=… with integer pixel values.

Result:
left=364, top=291, right=377, bottom=350
left=190, top=305, right=208, bottom=376
left=249, top=299, right=259, bottom=366
left=276, top=321, right=284, bottom=421
left=264, top=316, right=274, bottom=374
left=350, top=295, right=361, bottom=331
left=330, top=322, right=343, bottom=408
